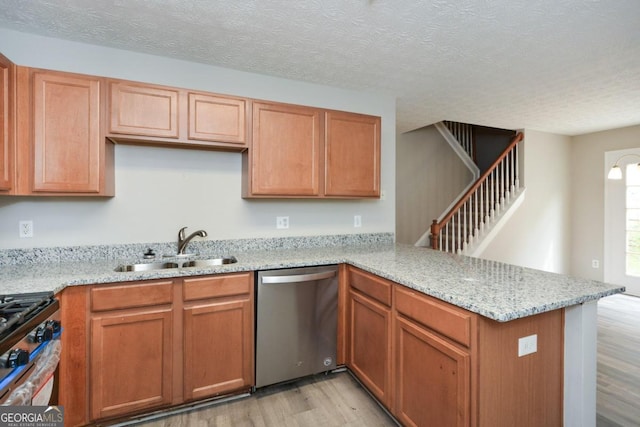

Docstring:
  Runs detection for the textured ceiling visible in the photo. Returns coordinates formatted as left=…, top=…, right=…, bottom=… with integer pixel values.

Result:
left=0, top=0, right=639, bottom=135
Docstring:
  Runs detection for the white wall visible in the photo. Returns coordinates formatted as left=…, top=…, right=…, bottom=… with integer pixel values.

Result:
left=480, top=130, right=572, bottom=273
left=571, top=125, right=640, bottom=281
left=396, top=125, right=473, bottom=244
left=0, top=29, right=396, bottom=249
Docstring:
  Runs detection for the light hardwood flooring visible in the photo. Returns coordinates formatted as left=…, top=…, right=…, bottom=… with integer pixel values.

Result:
left=127, top=371, right=396, bottom=427
left=597, top=293, right=640, bottom=427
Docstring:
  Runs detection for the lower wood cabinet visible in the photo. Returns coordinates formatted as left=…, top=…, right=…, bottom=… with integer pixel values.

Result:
left=345, top=266, right=563, bottom=427
left=395, top=316, right=470, bottom=427
left=59, top=272, right=254, bottom=426
left=91, top=307, right=174, bottom=420
left=346, top=267, right=393, bottom=407
left=182, top=274, right=254, bottom=401
left=89, top=279, right=175, bottom=420
left=348, top=290, right=392, bottom=406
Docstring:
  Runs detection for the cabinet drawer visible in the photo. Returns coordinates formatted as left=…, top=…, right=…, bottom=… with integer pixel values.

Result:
left=183, top=273, right=252, bottom=301
left=91, top=280, right=174, bottom=312
left=348, top=267, right=391, bottom=306
left=394, top=285, right=473, bottom=347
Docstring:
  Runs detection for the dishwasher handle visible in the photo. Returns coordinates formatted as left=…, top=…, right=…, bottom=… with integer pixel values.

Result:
left=261, top=270, right=336, bottom=284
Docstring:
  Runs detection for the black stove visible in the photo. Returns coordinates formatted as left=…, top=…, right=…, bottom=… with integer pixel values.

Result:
left=0, top=292, right=58, bottom=352
left=0, top=291, right=61, bottom=405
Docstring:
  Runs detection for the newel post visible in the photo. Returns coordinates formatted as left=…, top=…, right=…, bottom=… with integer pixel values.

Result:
left=430, top=220, right=440, bottom=250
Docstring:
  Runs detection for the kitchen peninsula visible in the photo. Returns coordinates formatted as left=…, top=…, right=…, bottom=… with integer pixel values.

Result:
left=0, top=235, right=623, bottom=426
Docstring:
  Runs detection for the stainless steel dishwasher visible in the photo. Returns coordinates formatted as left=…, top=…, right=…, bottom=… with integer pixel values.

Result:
left=256, top=265, right=338, bottom=388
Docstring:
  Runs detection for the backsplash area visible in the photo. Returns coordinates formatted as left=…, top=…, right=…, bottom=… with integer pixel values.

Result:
left=0, top=233, right=394, bottom=265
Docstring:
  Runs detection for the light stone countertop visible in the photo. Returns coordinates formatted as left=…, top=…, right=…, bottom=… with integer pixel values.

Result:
left=0, top=243, right=624, bottom=322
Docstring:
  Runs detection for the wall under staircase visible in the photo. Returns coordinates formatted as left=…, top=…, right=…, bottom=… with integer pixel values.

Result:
left=395, top=126, right=474, bottom=245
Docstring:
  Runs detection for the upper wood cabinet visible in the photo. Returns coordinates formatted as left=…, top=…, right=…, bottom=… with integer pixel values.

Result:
left=0, top=53, right=14, bottom=193
left=243, top=101, right=381, bottom=199
left=325, top=111, right=380, bottom=197
left=109, top=82, right=180, bottom=139
left=188, top=92, right=246, bottom=144
left=107, top=79, right=248, bottom=151
left=246, top=102, right=322, bottom=197
left=14, top=67, right=114, bottom=196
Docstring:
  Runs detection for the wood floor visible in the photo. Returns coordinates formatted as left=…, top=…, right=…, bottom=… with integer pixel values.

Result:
left=597, top=293, right=640, bottom=427
left=126, top=371, right=396, bottom=427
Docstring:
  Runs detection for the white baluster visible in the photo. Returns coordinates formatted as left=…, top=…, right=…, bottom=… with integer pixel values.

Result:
left=480, top=181, right=486, bottom=232
left=463, top=201, right=468, bottom=252
left=505, top=153, right=511, bottom=202
left=510, top=148, right=516, bottom=194
left=500, top=160, right=506, bottom=207
left=491, top=170, right=497, bottom=219
left=474, top=190, right=479, bottom=238
left=456, top=211, right=461, bottom=254
left=444, top=223, right=449, bottom=253
left=515, top=144, right=520, bottom=190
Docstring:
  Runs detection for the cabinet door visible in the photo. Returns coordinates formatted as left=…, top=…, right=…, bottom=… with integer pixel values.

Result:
left=348, top=290, right=392, bottom=407
left=32, top=71, right=102, bottom=193
left=325, top=111, right=380, bottom=197
left=183, top=296, right=253, bottom=400
left=249, top=102, right=322, bottom=196
left=90, top=308, right=173, bottom=420
left=395, top=316, right=470, bottom=427
left=0, top=53, right=13, bottom=192
left=188, top=93, right=246, bottom=145
left=109, top=81, right=179, bottom=138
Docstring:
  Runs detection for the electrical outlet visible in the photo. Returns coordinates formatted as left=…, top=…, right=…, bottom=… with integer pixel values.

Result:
left=19, top=220, right=33, bottom=238
left=592, top=259, right=600, bottom=269
left=354, top=215, right=362, bottom=228
left=518, top=334, right=537, bottom=357
left=276, top=216, right=289, bottom=229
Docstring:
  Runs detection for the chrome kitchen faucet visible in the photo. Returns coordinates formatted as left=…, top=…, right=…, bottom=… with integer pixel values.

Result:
left=177, top=227, right=208, bottom=255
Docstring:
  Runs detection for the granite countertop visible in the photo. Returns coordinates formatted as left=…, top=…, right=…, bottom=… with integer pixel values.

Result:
left=0, top=243, right=624, bottom=322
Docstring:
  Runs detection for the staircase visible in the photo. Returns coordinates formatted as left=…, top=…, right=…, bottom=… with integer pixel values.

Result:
left=428, top=123, right=524, bottom=255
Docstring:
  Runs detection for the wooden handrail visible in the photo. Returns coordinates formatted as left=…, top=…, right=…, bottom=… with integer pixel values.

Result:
left=430, top=131, right=523, bottom=250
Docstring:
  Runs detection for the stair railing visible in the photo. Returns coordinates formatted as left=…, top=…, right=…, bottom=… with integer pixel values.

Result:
left=430, top=132, right=523, bottom=253
left=444, top=121, right=475, bottom=162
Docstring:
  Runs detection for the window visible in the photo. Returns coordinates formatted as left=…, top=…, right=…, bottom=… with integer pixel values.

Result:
left=625, top=164, right=640, bottom=276
left=605, top=149, right=640, bottom=296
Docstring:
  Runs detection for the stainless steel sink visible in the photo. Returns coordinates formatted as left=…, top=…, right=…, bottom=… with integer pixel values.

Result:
left=116, top=257, right=237, bottom=272
left=182, top=256, right=238, bottom=267
left=115, top=262, right=179, bottom=272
